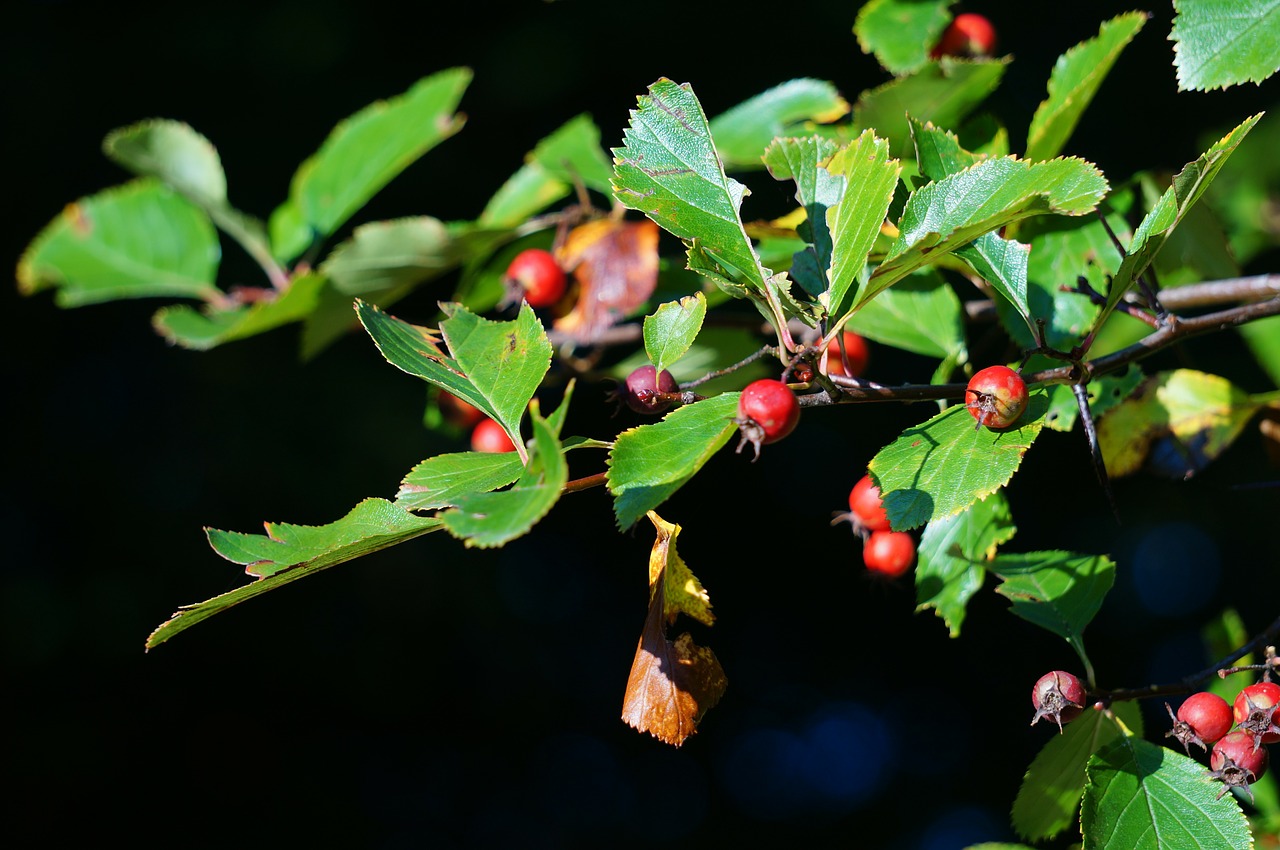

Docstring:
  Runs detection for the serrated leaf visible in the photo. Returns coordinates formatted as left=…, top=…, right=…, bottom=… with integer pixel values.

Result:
left=269, top=68, right=471, bottom=262
left=915, top=491, right=1016, bottom=636
left=843, top=269, right=966, bottom=360
left=17, top=179, right=220, bottom=306
left=644, top=292, right=707, bottom=373
left=1026, top=13, right=1148, bottom=162
left=1081, top=736, right=1252, bottom=849
left=612, top=78, right=769, bottom=289
left=709, top=78, right=850, bottom=170
left=824, top=130, right=902, bottom=322
left=146, top=498, right=442, bottom=649
left=762, top=135, right=844, bottom=295
left=854, top=0, right=954, bottom=76
left=869, top=393, right=1049, bottom=530
left=991, top=551, right=1115, bottom=669
left=395, top=451, right=525, bottom=511
left=1172, top=0, right=1280, bottom=91
left=1012, top=702, right=1142, bottom=842
left=646, top=512, right=714, bottom=627
left=320, top=217, right=508, bottom=295
left=152, top=272, right=325, bottom=350
left=608, top=394, right=741, bottom=530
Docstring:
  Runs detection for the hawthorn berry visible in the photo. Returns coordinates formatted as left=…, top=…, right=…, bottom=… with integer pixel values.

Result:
left=437, top=390, right=485, bottom=430
left=1164, top=692, right=1233, bottom=754
left=931, top=12, right=997, bottom=58
left=621, top=365, right=680, bottom=415
left=823, top=331, right=869, bottom=379
left=1210, top=730, right=1270, bottom=801
left=1233, top=681, right=1280, bottom=748
left=734, top=379, right=801, bottom=461
left=863, top=530, right=914, bottom=578
left=966, top=365, right=1029, bottom=430
left=1031, top=670, right=1087, bottom=733
left=505, top=248, right=567, bottom=309
left=848, top=474, right=891, bottom=533
left=470, top=418, right=517, bottom=453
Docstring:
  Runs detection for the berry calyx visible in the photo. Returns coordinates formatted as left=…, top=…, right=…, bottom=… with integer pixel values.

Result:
left=1164, top=692, right=1233, bottom=754
left=931, top=12, right=997, bottom=58
left=847, top=474, right=891, bottom=533
left=966, top=365, right=1029, bottom=430
left=734, top=379, right=801, bottom=461
left=504, top=248, right=567, bottom=309
left=1233, top=681, right=1280, bottom=748
left=823, top=331, right=870, bottom=379
left=470, top=418, right=518, bottom=453
left=1210, top=730, right=1270, bottom=802
left=1031, top=671, right=1087, bottom=733
left=621, top=365, right=680, bottom=415
left=862, top=530, right=915, bottom=578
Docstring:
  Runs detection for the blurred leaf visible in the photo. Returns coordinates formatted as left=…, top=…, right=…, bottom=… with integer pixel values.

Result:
left=1201, top=112, right=1280, bottom=265
left=321, top=217, right=510, bottom=295
left=1012, top=702, right=1142, bottom=842
left=269, top=68, right=471, bottom=262
left=147, top=499, right=443, bottom=649
left=152, top=273, right=326, bottom=350
left=843, top=269, right=965, bottom=360
left=103, top=119, right=227, bottom=208
left=613, top=78, right=768, bottom=289
left=553, top=217, right=660, bottom=342
left=1202, top=608, right=1256, bottom=705
left=18, top=179, right=220, bottom=306
left=1026, top=13, right=1147, bottom=162
left=869, top=393, right=1049, bottom=530
left=710, top=78, right=849, bottom=170
left=854, top=0, right=953, bottom=76
left=762, top=135, right=844, bottom=296
left=915, top=491, right=1016, bottom=637
left=1171, top=0, right=1280, bottom=92
left=608, top=394, right=741, bottom=530
left=396, top=451, right=525, bottom=511
left=991, top=551, right=1115, bottom=671
left=1097, top=369, right=1275, bottom=479
left=824, top=130, right=902, bottom=323
left=1041, top=367, right=1145, bottom=433
left=1081, top=736, right=1252, bottom=849
left=477, top=161, right=572, bottom=230
left=1241, top=315, right=1280, bottom=388
left=644, top=292, right=707, bottom=374
left=1137, top=173, right=1240, bottom=286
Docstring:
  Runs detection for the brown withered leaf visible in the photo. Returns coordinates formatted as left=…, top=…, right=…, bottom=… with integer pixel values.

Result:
left=553, top=217, right=658, bottom=343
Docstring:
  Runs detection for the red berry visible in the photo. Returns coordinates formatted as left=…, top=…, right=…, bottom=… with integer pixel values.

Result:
left=1164, top=692, right=1233, bottom=754
left=622, top=365, right=680, bottom=415
left=1031, top=671, right=1087, bottom=733
left=1210, top=730, right=1270, bottom=801
left=734, top=379, right=801, bottom=461
left=966, top=365, right=1029, bottom=430
left=931, top=12, right=997, bottom=58
left=862, top=530, right=914, bottom=577
left=470, top=418, right=517, bottom=453
left=505, top=248, right=566, bottom=309
left=437, top=390, right=485, bottom=430
left=848, top=474, right=891, bottom=532
left=1233, top=682, right=1280, bottom=747
left=823, top=331, right=869, bottom=378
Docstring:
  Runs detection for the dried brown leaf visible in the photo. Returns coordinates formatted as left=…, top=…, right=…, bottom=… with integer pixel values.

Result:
left=553, top=217, right=658, bottom=342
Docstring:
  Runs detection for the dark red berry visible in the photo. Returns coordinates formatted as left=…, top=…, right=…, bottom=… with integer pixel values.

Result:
left=823, top=331, right=869, bottom=379
left=622, top=365, right=680, bottom=415
left=863, top=530, right=914, bottom=578
left=1210, top=730, right=1270, bottom=802
left=1031, top=671, right=1087, bottom=733
left=1164, top=692, right=1233, bottom=754
left=1233, top=682, right=1280, bottom=748
left=966, top=365, right=1029, bottom=430
left=931, top=12, right=997, bottom=58
left=471, top=418, right=517, bottom=453
left=734, top=379, right=800, bottom=461
left=848, top=474, right=891, bottom=533
left=505, top=248, right=567, bottom=309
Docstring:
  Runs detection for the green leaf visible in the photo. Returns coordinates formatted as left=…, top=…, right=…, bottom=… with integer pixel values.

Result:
left=762, top=135, right=844, bottom=295
left=612, top=78, right=769, bottom=289
left=991, top=551, right=1115, bottom=671
left=854, top=0, right=953, bottom=76
left=1040, top=367, right=1145, bottom=433
left=915, top=491, right=1016, bottom=636
left=442, top=397, right=568, bottom=548
left=709, top=78, right=850, bottom=170
left=852, top=57, right=1008, bottom=158
left=644, top=292, right=707, bottom=373
left=843, top=269, right=966, bottom=360
left=869, top=393, right=1049, bottom=530
left=396, top=451, right=525, bottom=511
left=1202, top=608, right=1257, bottom=706
left=824, top=130, right=902, bottom=323
left=1171, top=0, right=1280, bottom=91
left=608, top=394, right=741, bottom=530
left=1241, top=314, right=1280, bottom=388
left=1101, top=115, right=1261, bottom=326
left=1081, top=736, right=1252, bottom=849
left=152, top=273, right=326, bottom=350
left=103, top=119, right=227, bottom=209
left=320, top=217, right=509, bottom=295
left=911, top=116, right=984, bottom=179
left=1012, top=702, right=1142, bottom=842
left=1026, top=13, right=1148, bottom=162
left=269, top=68, right=471, bottom=262
left=873, top=155, right=1108, bottom=298
left=146, top=498, right=443, bottom=649
left=17, top=179, right=220, bottom=307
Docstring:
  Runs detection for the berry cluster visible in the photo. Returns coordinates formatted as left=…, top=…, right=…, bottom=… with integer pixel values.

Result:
left=836, top=473, right=916, bottom=578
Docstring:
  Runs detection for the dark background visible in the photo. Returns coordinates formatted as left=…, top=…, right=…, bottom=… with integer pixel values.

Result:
left=7, top=1, right=1278, bottom=847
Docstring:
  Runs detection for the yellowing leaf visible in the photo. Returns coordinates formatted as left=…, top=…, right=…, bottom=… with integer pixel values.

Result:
left=553, top=217, right=659, bottom=342
left=646, top=511, right=714, bottom=627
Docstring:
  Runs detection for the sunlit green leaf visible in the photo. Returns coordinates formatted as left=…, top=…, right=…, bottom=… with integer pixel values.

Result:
left=854, top=0, right=953, bottom=76
left=824, top=130, right=902, bottom=323
left=915, top=491, right=1016, bottom=636
left=710, top=78, right=850, bottom=170
left=396, top=451, right=525, bottom=511
left=1171, top=0, right=1280, bottom=91
left=152, top=273, right=326, bottom=350
left=644, top=292, right=707, bottom=374
left=762, top=135, right=844, bottom=296
left=991, top=551, right=1115, bottom=670
left=843, top=269, right=965, bottom=360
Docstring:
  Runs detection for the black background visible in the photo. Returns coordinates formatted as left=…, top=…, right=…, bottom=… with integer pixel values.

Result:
left=7, top=1, right=1278, bottom=847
